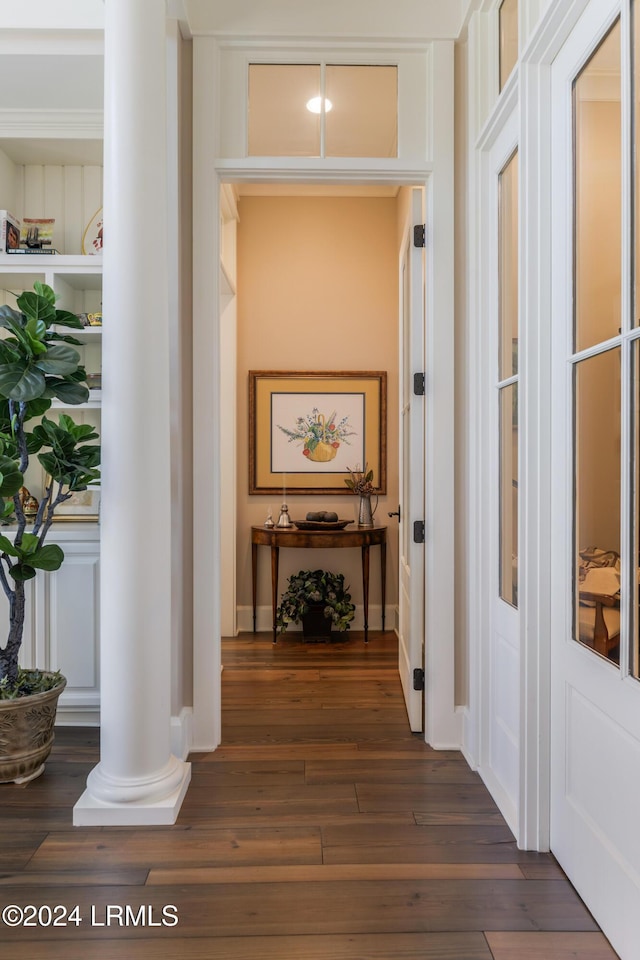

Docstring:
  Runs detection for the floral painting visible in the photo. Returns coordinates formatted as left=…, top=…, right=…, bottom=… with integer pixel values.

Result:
left=277, top=408, right=354, bottom=463
left=249, top=371, right=387, bottom=495
left=272, top=394, right=364, bottom=473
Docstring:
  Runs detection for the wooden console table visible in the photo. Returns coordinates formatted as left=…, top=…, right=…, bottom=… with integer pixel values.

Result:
left=251, top=525, right=387, bottom=643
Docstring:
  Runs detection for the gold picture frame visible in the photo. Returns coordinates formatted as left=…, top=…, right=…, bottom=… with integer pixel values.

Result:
left=44, top=474, right=101, bottom=523
left=249, top=370, right=387, bottom=496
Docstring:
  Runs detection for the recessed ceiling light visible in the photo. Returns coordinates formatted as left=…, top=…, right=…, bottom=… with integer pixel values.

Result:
left=306, top=96, right=333, bottom=114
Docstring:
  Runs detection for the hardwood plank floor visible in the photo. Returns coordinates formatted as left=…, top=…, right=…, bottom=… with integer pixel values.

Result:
left=0, top=631, right=620, bottom=959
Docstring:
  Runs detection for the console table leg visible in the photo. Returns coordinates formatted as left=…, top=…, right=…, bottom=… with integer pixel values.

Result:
left=271, top=545, right=279, bottom=642
left=362, top=544, right=370, bottom=643
left=381, top=539, right=387, bottom=631
left=251, top=542, right=258, bottom=633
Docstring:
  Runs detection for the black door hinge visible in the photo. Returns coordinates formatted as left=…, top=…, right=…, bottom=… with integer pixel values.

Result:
left=413, top=520, right=425, bottom=544
left=413, top=372, right=425, bottom=396
left=413, top=224, right=426, bottom=248
left=413, top=668, right=425, bottom=691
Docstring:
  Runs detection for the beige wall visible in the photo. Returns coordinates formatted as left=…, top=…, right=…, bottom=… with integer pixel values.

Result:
left=236, top=194, right=399, bottom=620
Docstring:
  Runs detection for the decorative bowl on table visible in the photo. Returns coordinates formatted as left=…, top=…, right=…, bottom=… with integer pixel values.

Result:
left=293, top=511, right=352, bottom=531
left=293, top=519, right=352, bottom=530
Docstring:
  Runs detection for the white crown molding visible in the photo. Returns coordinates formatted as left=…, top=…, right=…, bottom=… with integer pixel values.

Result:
left=215, top=158, right=433, bottom=183
left=0, top=109, right=103, bottom=140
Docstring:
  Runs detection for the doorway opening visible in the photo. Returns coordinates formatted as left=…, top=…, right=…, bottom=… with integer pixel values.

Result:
left=219, top=182, right=423, bottom=740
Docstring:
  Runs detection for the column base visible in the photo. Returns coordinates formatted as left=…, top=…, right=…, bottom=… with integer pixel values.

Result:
left=73, top=759, right=191, bottom=826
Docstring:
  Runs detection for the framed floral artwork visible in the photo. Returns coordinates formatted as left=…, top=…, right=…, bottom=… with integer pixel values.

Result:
left=249, top=370, right=387, bottom=495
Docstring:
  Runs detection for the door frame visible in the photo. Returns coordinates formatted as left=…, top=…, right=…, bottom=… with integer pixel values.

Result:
left=190, top=36, right=460, bottom=752
left=474, top=95, right=521, bottom=837
left=467, top=0, right=602, bottom=851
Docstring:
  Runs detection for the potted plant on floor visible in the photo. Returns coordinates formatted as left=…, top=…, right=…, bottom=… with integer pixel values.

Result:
left=0, top=282, right=100, bottom=783
left=276, top=568, right=356, bottom=639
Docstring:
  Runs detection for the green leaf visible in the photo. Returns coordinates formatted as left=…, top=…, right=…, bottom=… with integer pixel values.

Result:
left=34, top=343, right=80, bottom=376
left=24, top=331, right=47, bottom=356
left=0, top=340, right=20, bottom=364
left=25, top=317, right=47, bottom=341
left=25, top=433, right=44, bottom=454
left=29, top=544, right=64, bottom=571
left=33, top=419, right=78, bottom=457
left=33, top=281, right=57, bottom=305
left=10, top=563, right=36, bottom=581
left=48, top=381, right=89, bottom=405
left=52, top=309, right=83, bottom=329
left=37, top=452, right=70, bottom=479
left=27, top=397, right=53, bottom=417
left=0, top=312, right=31, bottom=351
left=17, top=533, right=39, bottom=556
left=64, top=367, right=88, bottom=383
left=0, top=362, right=46, bottom=402
left=46, top=332, right=83, bottom=345
left=0, top=535, right=19, bottom=557
left=0, top=456, right=23, bottom=497
left=16, top=291, right=56, bottom=326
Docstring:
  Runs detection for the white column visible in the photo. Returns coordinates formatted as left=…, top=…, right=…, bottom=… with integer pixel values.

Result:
left=74, top=0, right=191, bottom=825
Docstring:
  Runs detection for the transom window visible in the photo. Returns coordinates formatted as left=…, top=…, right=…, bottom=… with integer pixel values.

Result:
left=248, top=63, right=398, bottom=158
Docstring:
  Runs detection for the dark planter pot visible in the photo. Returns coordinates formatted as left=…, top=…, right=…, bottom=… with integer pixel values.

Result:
left=302, top=604, right=333, bottom=641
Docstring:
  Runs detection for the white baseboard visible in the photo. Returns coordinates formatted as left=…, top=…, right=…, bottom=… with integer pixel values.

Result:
left=237, top=603, right=395, bottom=634
left=55, top=705, right=194, bottom=763
left=56, top=706, right=100, bottom=726
left=171, top=706, right=193, bottom=760
left=460, top=705, right=479, bottom=770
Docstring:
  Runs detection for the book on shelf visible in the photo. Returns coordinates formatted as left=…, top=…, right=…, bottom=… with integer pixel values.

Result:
left=6, top=248, right=59, bottom=255
left=0, top=210, right=20, bottom=253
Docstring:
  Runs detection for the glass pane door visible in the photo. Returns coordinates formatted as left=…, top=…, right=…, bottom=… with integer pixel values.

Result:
left=498, top=150, right=518, bottom=607
left=572, top=19, right=622, bottom=665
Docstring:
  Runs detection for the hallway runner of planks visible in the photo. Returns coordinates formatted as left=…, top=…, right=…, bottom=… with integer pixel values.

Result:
left=0, top=631, right=619, bottom=959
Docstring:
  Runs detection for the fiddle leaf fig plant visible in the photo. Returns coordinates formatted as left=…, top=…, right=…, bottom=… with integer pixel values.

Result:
left=0, top=282, right=101, bottom=696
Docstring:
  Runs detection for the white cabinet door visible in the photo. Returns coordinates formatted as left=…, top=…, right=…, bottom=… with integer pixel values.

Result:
left=46, top=546, right=100, bottom=722
left=1, top=533, right=101, bottom=724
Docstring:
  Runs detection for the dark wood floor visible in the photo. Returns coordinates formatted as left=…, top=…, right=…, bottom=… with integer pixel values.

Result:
left=0, top=631, right=619, bottom=959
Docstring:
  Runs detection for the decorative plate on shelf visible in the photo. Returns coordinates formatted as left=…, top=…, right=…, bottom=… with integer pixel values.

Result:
left=82, top=207, right=103, bottom=255
left=293, top=520, right=352, bottom=530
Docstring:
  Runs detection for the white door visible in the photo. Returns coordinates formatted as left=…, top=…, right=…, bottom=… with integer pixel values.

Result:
left=396, top=187, right=425, bottom=732
left=550, top=3, right=640, bottom=957
left=481, top=116, right=521, bottom=833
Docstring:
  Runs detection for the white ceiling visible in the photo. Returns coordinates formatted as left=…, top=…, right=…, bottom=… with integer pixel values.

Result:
left=0, top=138, right=103, bottom=166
